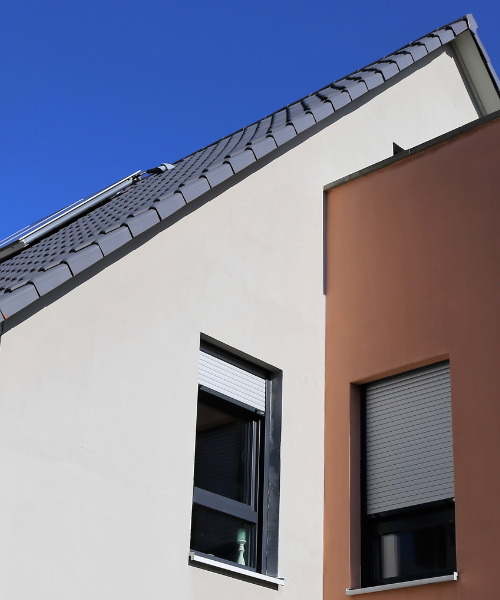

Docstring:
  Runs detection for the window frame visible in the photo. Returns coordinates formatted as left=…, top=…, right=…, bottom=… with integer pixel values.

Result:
left=359, top=363, right=456, bottom=588
left=190, top=343, right=282, bottom=577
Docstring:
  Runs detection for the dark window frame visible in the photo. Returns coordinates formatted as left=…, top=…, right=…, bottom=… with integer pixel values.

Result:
left=360, top=366, right=456, bottom=588
left=190, top=343, right=282, bottom=577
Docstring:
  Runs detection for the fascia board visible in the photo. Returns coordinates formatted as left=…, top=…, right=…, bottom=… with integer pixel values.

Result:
left=452, top=29, right=500, bottom=115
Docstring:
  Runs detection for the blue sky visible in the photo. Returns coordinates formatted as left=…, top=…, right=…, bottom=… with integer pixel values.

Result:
left=1, top=0, right=499, bottom=240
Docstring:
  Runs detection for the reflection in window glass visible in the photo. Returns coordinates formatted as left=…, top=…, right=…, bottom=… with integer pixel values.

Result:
left=194, top=392, right=254, bottom=505
left=190, top=505, right=256, bottom=567
left=380, top=522, right=455, bottom=580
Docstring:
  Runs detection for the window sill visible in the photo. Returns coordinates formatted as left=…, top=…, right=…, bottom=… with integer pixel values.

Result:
left=346, top=572, right=458, bottom=595
left=189, top=552, right=285, bottom=586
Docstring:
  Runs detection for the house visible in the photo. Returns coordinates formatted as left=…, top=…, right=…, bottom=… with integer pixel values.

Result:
left=0, top=14, right=498, bottom=600
left=324, top=109, right=500, bottom=598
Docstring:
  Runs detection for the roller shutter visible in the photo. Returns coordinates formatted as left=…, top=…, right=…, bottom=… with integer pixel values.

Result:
left=199, top=348, right=266, bottom=412
left=365, top=362, right=454, bottom=514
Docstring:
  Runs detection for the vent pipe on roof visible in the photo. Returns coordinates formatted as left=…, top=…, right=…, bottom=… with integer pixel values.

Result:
left=146, top=163, right=175, bottom=174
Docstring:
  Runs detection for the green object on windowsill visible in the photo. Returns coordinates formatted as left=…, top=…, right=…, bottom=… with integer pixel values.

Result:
left=237, top=528, right=246, bottom=543
left=237, top=528, right=247, bottom=565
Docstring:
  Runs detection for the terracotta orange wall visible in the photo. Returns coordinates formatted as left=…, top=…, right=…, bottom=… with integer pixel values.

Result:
left=324, top=116, right=500, bottom=600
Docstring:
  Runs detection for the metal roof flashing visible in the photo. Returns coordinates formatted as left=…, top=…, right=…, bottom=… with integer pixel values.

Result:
left=451, top=15, right=500, bottom=114
left=466, top=13, right=478, bottom=34
left=0, top=14, right=496, bottom=323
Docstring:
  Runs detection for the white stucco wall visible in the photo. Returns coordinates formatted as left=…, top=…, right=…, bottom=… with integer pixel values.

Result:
left=0, top=47, right=481, bottom=599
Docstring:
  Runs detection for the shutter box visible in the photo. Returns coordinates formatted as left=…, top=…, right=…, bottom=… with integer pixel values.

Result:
left=199, top=347, right=267, bottom=413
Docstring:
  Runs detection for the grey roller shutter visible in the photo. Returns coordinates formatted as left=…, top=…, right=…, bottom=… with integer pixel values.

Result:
left=199, top=349, right=266, bottom=412
left=365, top=362, right=454, bottom=514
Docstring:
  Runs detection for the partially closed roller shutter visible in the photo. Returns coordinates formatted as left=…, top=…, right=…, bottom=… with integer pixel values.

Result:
left=199, top=348, right=266, bottom=412
left=365, top=362, right=454, bottom=514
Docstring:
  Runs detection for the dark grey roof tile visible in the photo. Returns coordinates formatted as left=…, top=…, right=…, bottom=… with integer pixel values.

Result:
left=72, top=239, right=97, bottom=253
left=371, top=61, right=400, bottom=79
left=433, top=29, right=456, bottom=45
left=343, top=80, right=369, bottom=99
left=101, top=222, right=122, bottom=234
left=180, top=170, right=205, bottom=187
left=290, top=112, right=316, bottom=133
left=287, top=103, right=306, bottom=120
left=418, top=35, right=442, bottom=53
left=153, top=193, right=186, bottom=220
left=29, top=264, right=72, bottom=296
left=178, top=177, right=211, bottom=202
left=449, top=21, right=467, bottom=36
left=129, top=206, right=151, bottom=218
left=0, top=284, right=39, bottom=318
left=64, top=245, right=103, bottom=275
left=303, top=94, right=324, bottom=109
left=40, top=259, right=64, bottom=271
left=125, top=209, right=160, bottom=237
left=405, top=44, right=428, bottom=61
left=320, top=88, right=351, bottom=110
left=389, top=52, right=414, bottom=70
left=270, top=110, right=287, bottom=129
left=268, top=124, right=296, bottom=146
left=222, top=130, right=245, bottom=156
left=307, top=101, right=334, bottom=122
left=247, top=118, right=273, bottom=144
left=95, top=227, right=133, bottom=256
left=225, top=149, right=256, bottom=173
left=6, top=278, right=33, bottom=292
left=246, top=131, right=269, bottom=146
left=358, top=71, right=385, bottom=89
left=203, top=163, right=234, bottom=187
left=249, top=136, right=278, bottom=159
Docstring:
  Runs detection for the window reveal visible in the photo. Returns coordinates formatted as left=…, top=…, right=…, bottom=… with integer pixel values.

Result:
left=361, top=362, right=456, bottom=586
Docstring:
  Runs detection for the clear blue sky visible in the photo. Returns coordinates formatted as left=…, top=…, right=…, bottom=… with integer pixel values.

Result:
left=1, top=1, right=499, bottom=240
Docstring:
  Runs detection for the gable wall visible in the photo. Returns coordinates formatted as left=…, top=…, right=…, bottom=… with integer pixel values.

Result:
left=0, top=47, right=481, bottom=599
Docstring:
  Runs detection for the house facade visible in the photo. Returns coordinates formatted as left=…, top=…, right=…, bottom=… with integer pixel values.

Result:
left=0, top=15, right=498, bottom=600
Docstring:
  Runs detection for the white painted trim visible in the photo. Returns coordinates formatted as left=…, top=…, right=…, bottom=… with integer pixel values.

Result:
left=346, top=572, right=458, bottom=595
left=188, top=552, right=285, bottom=586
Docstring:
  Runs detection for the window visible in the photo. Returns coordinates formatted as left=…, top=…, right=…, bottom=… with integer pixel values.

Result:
left=190, top=344, right=281, bottom=576
left=361, top=362, right=456, bottom=587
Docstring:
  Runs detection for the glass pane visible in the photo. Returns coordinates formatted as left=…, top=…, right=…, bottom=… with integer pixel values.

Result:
left=194, top=392, right=256, bottom=504
left=190, top=504, right=256, bottom=568
left=380, top=522, right=455, bottom=579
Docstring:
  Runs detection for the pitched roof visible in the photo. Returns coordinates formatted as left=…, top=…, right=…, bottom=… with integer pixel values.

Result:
left=0, top=15, right=492, bottom=324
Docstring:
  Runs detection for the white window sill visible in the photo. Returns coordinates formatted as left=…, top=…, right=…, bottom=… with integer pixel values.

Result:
left=346, top=572, right=458, bottom=595
left=189, top=552, right=285, bottom=586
